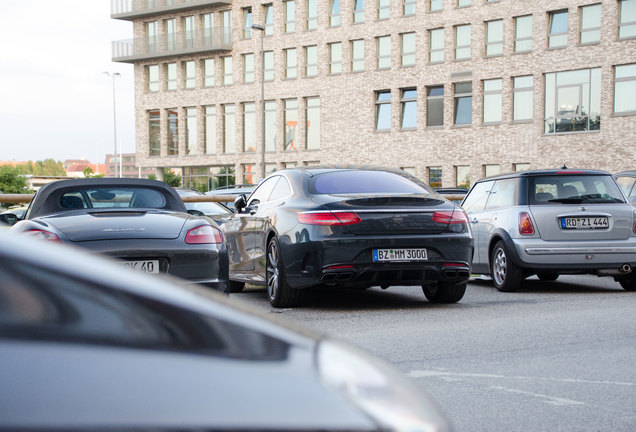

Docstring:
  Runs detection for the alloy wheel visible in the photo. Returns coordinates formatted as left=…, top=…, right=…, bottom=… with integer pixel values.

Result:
left=492, top=247, right=507, bottom=286
left=266, top=240, right=279, bottom=300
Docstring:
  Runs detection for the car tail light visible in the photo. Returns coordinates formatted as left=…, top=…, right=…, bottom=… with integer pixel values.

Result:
left=519, top=212, right=535, bottom=235
left=432, top=209, right=468, bottom=224
left=297, top=212, right=361, bottom=226
left=24, top=229, right=61, bottom=243
left=633, top=211, right=636, bottom=234
left=185, top=225, right=223, bottom=244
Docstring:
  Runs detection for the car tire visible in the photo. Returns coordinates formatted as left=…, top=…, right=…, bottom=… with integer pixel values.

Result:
left=266, top=237, right=305, bottom=308
left=422, top=281, right=466, bottom=303
left=491, top=240, right=523, bottom=292
left=537, top=272, right=559, bottom=281
left=227, top=280, right=245, bottom=293
left=619, top=277, right=636, bottom=291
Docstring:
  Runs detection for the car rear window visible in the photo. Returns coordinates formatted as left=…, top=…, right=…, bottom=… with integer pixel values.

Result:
left=310, top=170, right=430, bottom=195
left=529, top=175, right=625, bottom=205
left=60, top=188, right=168, bottom=209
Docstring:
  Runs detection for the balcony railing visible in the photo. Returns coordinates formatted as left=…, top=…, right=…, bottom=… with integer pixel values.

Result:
left=111, top=0, right=231, bottom=20
left=112, top=28, right=232, bottom=63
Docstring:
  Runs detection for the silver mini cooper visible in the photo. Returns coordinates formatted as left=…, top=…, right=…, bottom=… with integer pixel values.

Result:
left=462, top=169, right=636, bottom=292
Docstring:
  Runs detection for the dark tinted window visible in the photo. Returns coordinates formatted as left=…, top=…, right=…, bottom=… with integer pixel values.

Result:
left=310, top=170, right=430, bottom=194
left=529, top=175, right=625, bottom=204
left=60, top=188, right=167, bottom=209
left=462, top=181, right=493, bottom=213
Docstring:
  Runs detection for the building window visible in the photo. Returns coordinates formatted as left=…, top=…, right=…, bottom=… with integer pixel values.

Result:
left=456, top=166, right=470, bottom=189
left=454, top=82, right=472, bottom=125
left=264, top=4, right=274, bottom=36
left=147, top=65, right=159, bottom=92
left=265, top=100, right=277, bottom=151
left=284, top=99, right=298, bottom=151
left=401, top=32, right=416, bottom=66
left=205, top=106, right=216, bottom=154
left=514, top=163, right=531, bottom=172
left=242, top=164, right=257, bottom=185
left=548, top=10, right=568, bottom=48
left=165, top=18, right=176, bottom=50
left=429, top=28, right=444, bottom=63
left=305, top=45, right=318, bottom=77
left=242, top=7, right=252, bottom=39
left=401, top=88, right=417, bottom=129
left=210, top=166, right=236, bottom=189
left=354, top=0, right=365, bottom=23
left=430, top=0, right=442, bottom=12
left=619, top=0, right=636, bottom=39
left=378, top=0, right=390, bottom=20
left=306, top=97, right=320, bottom=150
left=330, top=0, right=341, bottom=27
left=184, top=15, right=194, bottom=48
left=544, top=68, right=601, bottom=134
left=202, top=13, right=214, bottom=44
left=146, top=21, right=158, bottom=53
left=401, top=167, right=416, bottom=176
left=514, top=15, right=533, bottom=52
left=223, top=104, right=236, bottom=153
left=285, top=48, right=297, bottom=79
left=483, top=78, right=502, bottom=124
left=166, top=63, right=177, bottom=91
left=307, top=0, right=318, bottom=30
left=351, top=39, right=365, bottom=72
left=580, top=4, right=601, bottom=44
left=284, top=1, right=295, bottom=33
left=184, top=61, right=195, bottom=89
left=149, top=110, right=160, bottom=156
left=264, top=51, right=274, bottom=81
left=427, top=85, right=444, bottom=127
left=186, top=107, right=198, bottom=155
left=377, top=35, right=391, bottom=69
left=428, top=167, right=442, bottom=188
left=403, top=0, right=415, bottom=16
left=243, top=53, right=254, bottom=83
left=243, top=102, right=256, bottom=152
left=484, top=164, right=500, bottom=177
left=222, top=56, right=232, bottom=85
left=266, top=163, right=278, bottom=174
left=203, top=59, right=214, bottom=87
left=222, top=10, right=232, bottom=34
left=329, top=42, right=342, bottom=74
left=375, top=90, right=391, bottom=131
left=458, top=0, right=471, bottom=7
left=614, top=64, right=636, bottom=115
left=167, top=109, right=178, bottom=156
left=513, top=75, right=533, bottom=122
left=486, top=19, right=503, bottom=57
left=455, top=24, right=471, bottom=60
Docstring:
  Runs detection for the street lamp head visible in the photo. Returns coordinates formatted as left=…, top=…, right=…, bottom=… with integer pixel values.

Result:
left=103, top=71, right=121, bottom=77
left=251, top=24, right=265, bottom=31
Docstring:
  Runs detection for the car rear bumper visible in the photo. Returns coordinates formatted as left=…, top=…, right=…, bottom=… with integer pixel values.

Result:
left=282, top=233, right=473, bottom=289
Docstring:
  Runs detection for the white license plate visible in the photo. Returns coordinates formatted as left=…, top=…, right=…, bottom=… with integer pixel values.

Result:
left=373, top=248, right=428, bottom=262
left=119, top=260, right=160, bottom=273
left=560, top=217, right=609, bottom=230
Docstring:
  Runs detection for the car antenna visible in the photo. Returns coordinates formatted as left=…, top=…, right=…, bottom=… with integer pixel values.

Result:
left=561, top=163, right=568, bottom=169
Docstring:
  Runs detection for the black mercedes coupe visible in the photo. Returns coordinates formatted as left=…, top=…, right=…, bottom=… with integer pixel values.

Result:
left=222, top=167, right=473, bottom=307
left=10, top=178, right=228, bottom=290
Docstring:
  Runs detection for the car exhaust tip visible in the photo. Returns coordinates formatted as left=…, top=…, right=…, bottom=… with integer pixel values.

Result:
left=620, top=264, right=631, bottom=274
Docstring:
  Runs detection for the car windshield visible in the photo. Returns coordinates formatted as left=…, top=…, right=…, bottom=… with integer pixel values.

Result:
left=185, top=201, right=231, bottom=214
left=59, top=188, right=167, bottom=209
left=529, top=175, right=625, bottom=205
left=310, top=170, right=431, bottom=195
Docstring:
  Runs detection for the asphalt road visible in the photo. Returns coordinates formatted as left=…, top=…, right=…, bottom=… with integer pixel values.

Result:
left=229, top=275, right=636, bottom=432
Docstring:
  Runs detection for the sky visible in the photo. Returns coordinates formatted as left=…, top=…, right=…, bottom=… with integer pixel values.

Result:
left=0, top=0, right=135, bottom=164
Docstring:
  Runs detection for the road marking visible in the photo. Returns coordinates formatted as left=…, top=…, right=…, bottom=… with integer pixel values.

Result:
left=487, top=386, right=585, bottom=406
left=407, top=370, right=636, bottom=387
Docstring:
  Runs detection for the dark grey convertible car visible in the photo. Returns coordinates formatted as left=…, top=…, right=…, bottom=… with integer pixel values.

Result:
left=0, top=231, right=450, bottom=431
left=9, top=178, right=228, bottom=290
left=223, top=166, right=473, bottom=307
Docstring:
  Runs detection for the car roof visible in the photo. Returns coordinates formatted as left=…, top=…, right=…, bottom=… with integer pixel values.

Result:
left=613, top=171, right=636, bottom=177
left=473, top=168, right=611, bottom=184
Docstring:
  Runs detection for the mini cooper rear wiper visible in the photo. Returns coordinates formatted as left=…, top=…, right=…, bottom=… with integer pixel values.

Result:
left=547, top=197, right=583, bottom=203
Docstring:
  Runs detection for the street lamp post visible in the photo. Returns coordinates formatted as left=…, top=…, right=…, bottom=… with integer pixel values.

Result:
left=251, top=24, right=266, bottom=180
left=103, top=72, right=121, bottom=178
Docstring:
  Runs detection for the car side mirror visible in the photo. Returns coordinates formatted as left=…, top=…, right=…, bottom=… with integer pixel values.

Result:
left=234, top=194, right=247, bottom=212
left=0, top=213, right=18, bottom=226
left=187, top=209, right=205, bottom=217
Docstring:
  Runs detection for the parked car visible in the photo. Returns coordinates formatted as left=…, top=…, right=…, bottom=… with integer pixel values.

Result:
left=222, top=166, right=473, bottom=307
left=9, top=178, right=228, bottom=290
left=205, top=184, right=257, bottom=199
left=433, top=188, right=469, bottom=204
left=175, top=187, right=233, bottom=224
left=613, top=171, right=636, bottom=205
left=0, top=230, right=450, bottom=432
left=462, top=169, right=636, bottom=292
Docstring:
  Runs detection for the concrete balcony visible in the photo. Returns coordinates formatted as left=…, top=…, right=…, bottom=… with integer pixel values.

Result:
left=111, top=0, right=231, bottom=21
left=112, top=28, right=232, bottom=63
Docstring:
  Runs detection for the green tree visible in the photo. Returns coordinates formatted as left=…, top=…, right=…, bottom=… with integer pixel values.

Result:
left=83, top=166, right=94, bottom=177
left=0, top=166, right=32, bottom=207
left=163, top=169, right=181, bottom=187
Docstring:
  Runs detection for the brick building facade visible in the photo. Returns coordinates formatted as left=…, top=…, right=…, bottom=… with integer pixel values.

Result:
left=112, top=0, right=636, bottom=191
